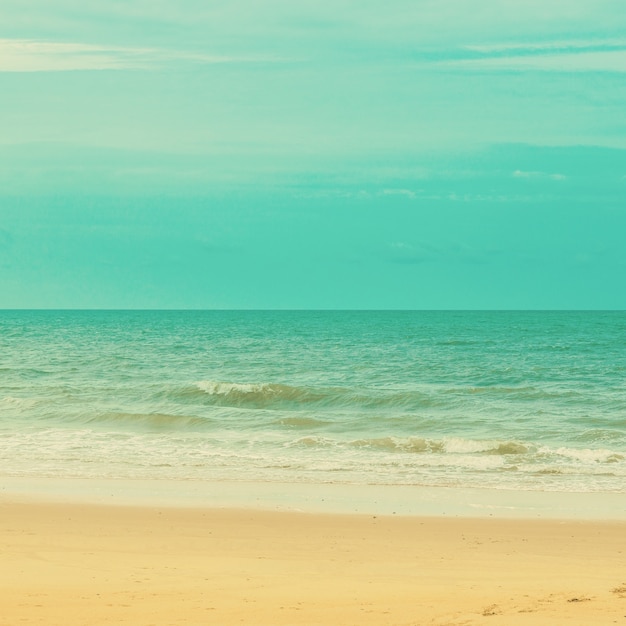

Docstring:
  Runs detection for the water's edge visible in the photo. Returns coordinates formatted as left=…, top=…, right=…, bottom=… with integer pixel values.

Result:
left=2, top=477, right=624, bottom=520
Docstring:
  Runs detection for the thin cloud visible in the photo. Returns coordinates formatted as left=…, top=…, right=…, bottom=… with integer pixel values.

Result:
left=452, top=50, right=626, bottom=72
left=513, top=170, right=567, bottom=181
left=0, top=39, right=276, bottom=72
left=441, top=40, right=626, bottom=72
left=465, top=39, right=626, bottom=54
left=380, top=188, right=418, bottom=199
left=387, top=241, right=439, bottom=264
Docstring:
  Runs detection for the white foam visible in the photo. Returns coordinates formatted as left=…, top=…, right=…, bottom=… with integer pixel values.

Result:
left=442, top=437, right=493, bottom=454
left=195, top=380, right=269, bottom=395
left=551, top=446, right=625, bottom=464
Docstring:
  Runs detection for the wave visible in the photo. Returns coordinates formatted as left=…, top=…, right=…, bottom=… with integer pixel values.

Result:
left=80, top=411, right=214, bottom=432
left=291, top=435, right=336, bottom=448
left=349, top=436, right=443, bottom=453
left=285, top=435, right=625, bottom=469
left=461, top=386, right=585, bottom=401
left=546, top=446, right=625, bottom=464
left=275, top=416, right=330, bottom=428
left=574, top=429, right=626, bottom=444
left=1, top=396, right=39, bottom=409
left=286, top=435, right=532, bottom=456
left=186, top=379, right=606, bottom=413
left=192, top=380, right=330, bottom=407
left=345, top=436, right=531, bottom=456
left=188, top=380, right=440, bottom=411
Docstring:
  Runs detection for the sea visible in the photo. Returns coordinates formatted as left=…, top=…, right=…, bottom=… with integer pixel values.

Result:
left=1, top=310, right=625, bottom=495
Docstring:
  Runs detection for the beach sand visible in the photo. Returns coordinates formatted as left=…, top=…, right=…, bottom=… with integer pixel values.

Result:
left=1, top=500, right=625, bottom=625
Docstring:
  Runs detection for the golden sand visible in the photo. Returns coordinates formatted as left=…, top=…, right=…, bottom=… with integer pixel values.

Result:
left=1, top=501, right=624, bottom=625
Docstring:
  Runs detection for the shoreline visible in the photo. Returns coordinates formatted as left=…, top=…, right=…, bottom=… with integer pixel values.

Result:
left=1, top=497, right=625, bottom=625
left=1, top=476, right=625, bottom=520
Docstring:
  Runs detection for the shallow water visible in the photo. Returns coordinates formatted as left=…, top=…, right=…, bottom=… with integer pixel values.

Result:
left=1, top=310, right=625, bottom=492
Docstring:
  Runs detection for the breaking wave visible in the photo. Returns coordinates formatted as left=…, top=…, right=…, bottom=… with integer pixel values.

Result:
left=184, top=379, right=619, bottom=412
left=190, top=380, right=439, bottom=410
left=345, top=436, right=532, bottom=455
left=285, top=435, right=625, bottom=467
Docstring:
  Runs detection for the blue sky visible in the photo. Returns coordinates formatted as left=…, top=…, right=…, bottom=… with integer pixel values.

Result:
left=0, top=1, right=625, bottom=308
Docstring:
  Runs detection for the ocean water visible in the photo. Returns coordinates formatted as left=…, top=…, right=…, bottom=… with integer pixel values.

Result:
left=1, top=310, right=625, bottom=493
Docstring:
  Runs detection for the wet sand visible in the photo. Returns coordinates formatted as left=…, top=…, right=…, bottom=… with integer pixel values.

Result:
left=1, top=500, right=625, bottom=625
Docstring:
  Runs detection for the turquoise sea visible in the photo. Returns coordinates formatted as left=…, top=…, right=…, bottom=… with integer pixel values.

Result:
left=1, top=311, right=625, bottom=493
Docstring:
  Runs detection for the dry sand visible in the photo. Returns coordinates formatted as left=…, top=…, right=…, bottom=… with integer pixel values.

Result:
left=1, top=500, right=625, bottom=625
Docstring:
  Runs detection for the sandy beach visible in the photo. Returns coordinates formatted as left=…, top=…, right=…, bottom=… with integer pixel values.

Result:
left=1, top=499, right=624, bottom=626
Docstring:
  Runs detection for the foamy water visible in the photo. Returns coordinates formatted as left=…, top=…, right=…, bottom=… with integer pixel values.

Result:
left=1, top=310, right=625, bottom=492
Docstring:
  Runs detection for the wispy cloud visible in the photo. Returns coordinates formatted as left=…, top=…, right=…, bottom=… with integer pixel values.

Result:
left=513, top=170, right=567, bottom=181
left=440, top=40, right=626, bottom=72
left=465, top=39, right=626, bottom=54
left=0, top=39, right=276, bottom=72
left=388, top=241, right=437, bottom=264
left=380, top=188, right=418, bottom=199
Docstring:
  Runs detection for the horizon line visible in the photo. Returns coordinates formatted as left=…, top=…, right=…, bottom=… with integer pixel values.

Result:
left=1, top=308, right=624, bottom=313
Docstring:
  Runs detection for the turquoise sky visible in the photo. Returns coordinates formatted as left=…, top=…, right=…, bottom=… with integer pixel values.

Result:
left=1, top=1, right=625, bottom=309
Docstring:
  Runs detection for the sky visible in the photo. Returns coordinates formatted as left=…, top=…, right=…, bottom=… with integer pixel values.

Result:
left=0, top=0, right=625, bottom=309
